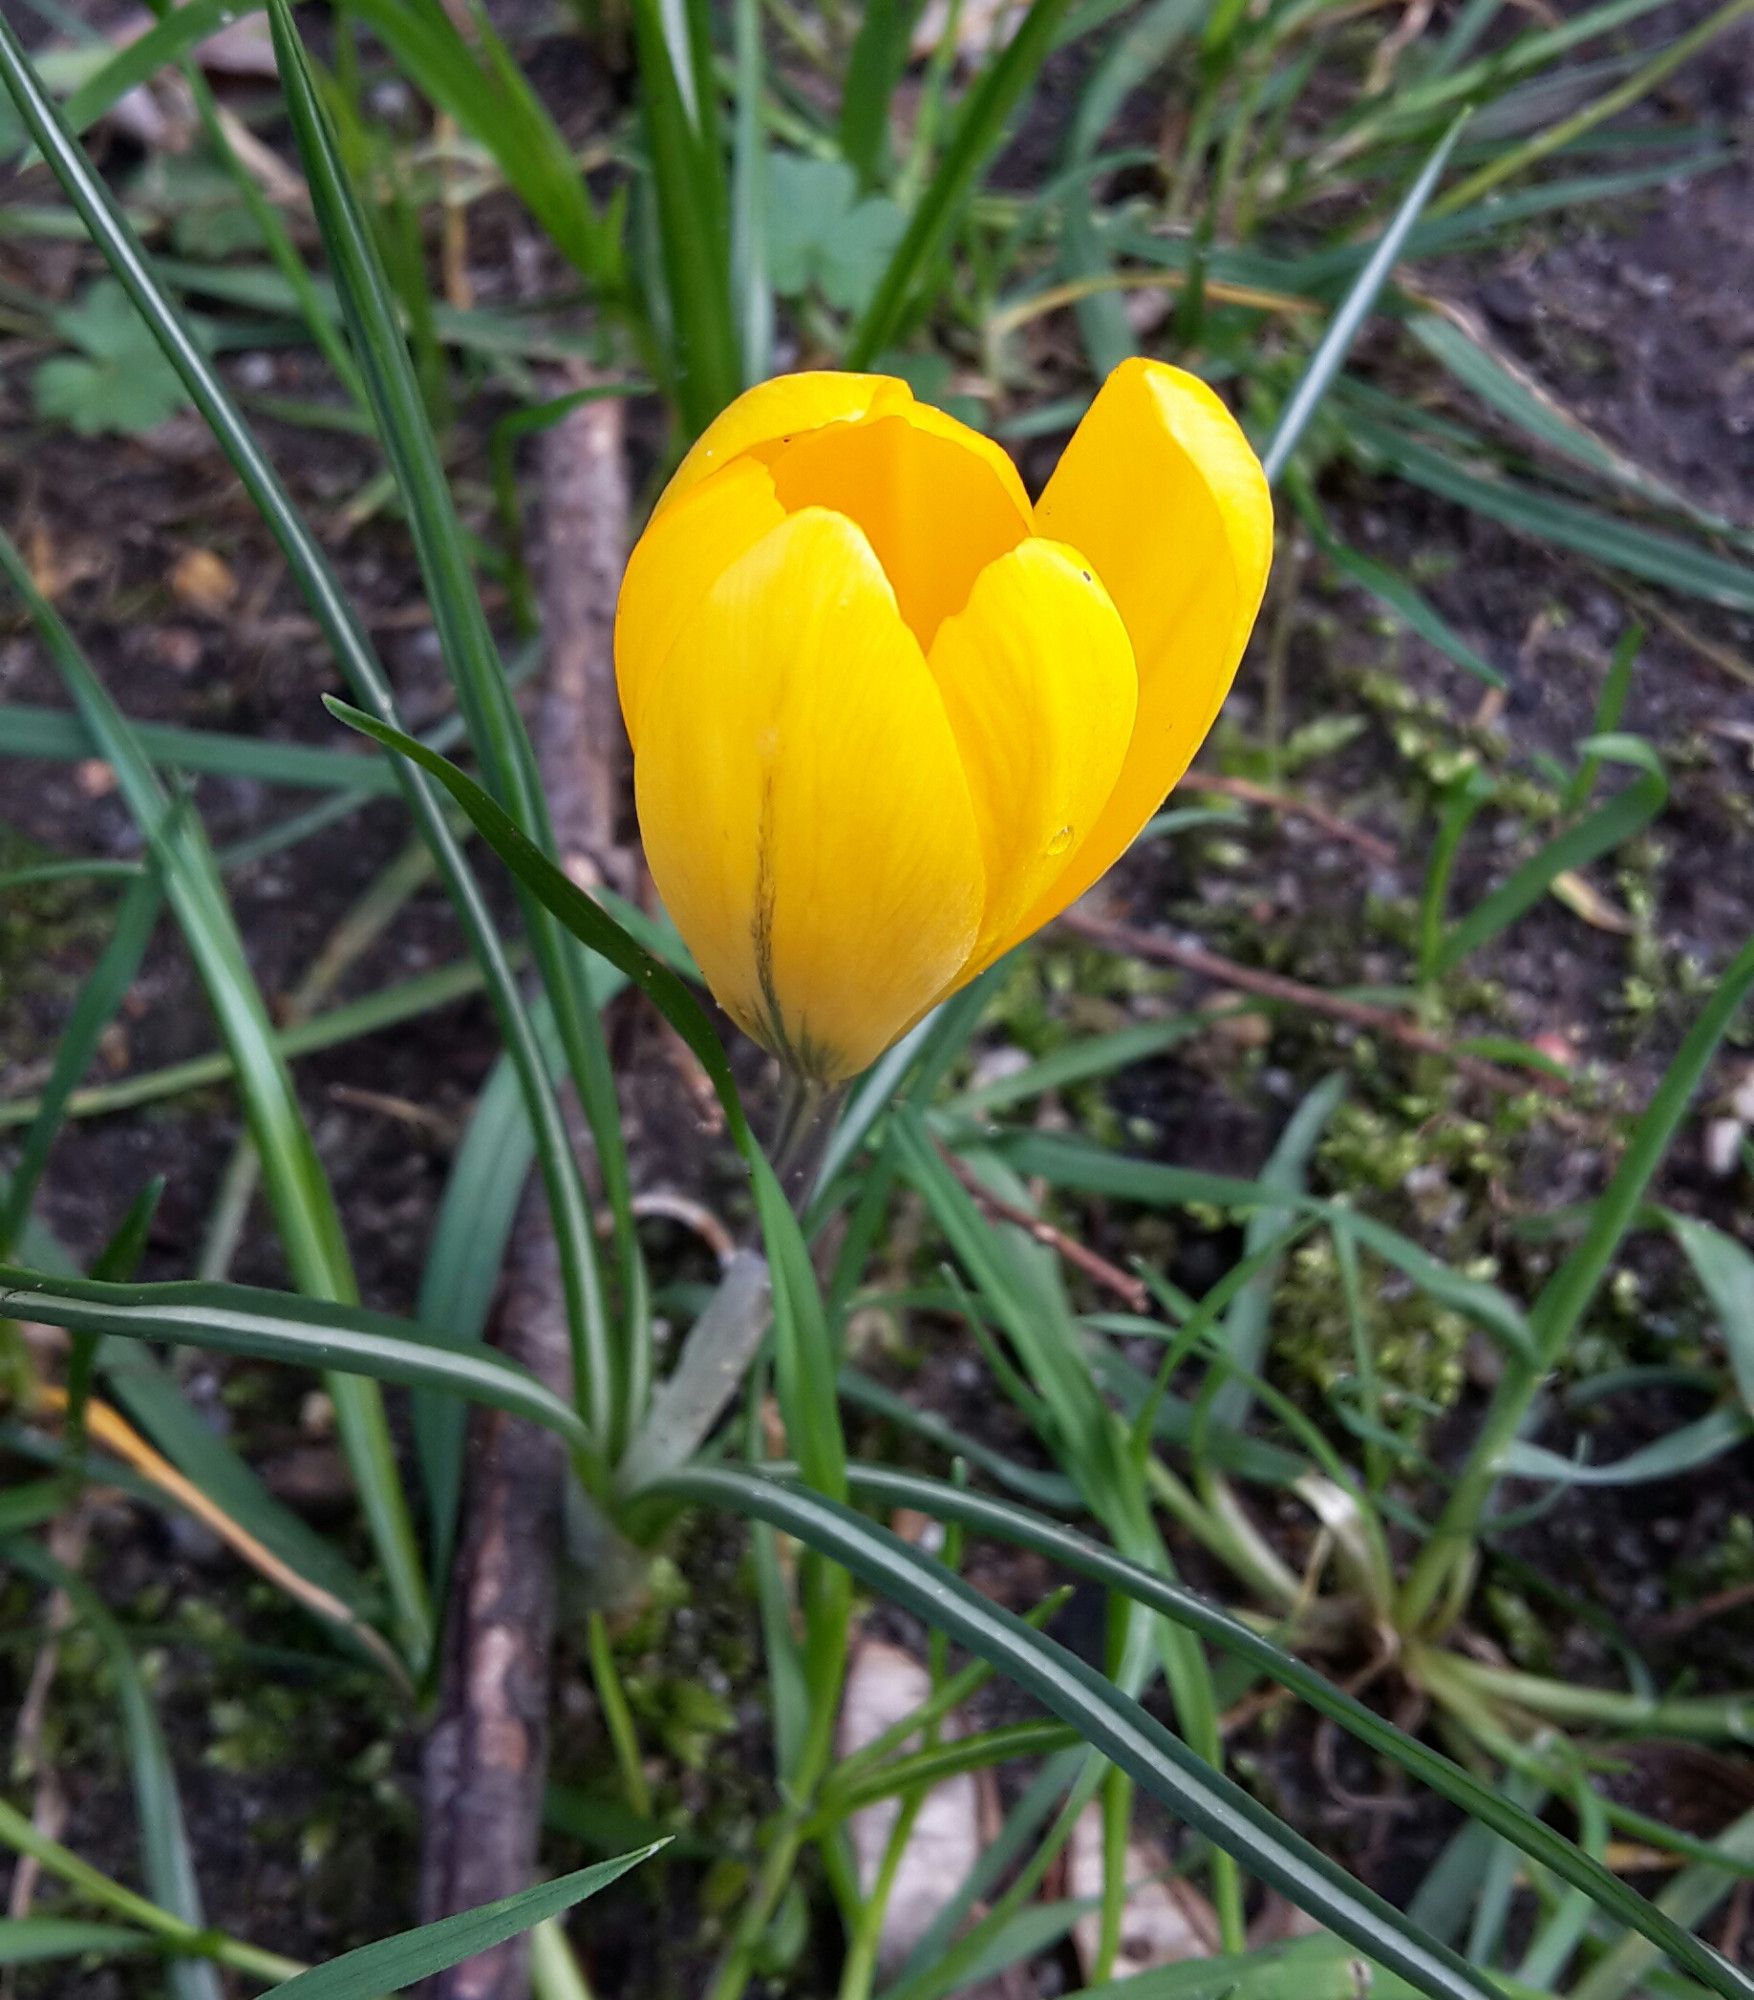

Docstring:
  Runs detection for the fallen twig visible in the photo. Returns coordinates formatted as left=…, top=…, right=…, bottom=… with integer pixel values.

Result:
left=418, top=386, right=630, bottom=2000
left=1177, top=771, right=1397, bottom=866
left=935, top=1137, right=1151, bottom=1312
left=1058, top=905, right=1573, bottom=1106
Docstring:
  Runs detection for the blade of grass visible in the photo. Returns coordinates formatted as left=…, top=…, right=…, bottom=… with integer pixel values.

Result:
left=840, top=0, right=926, bottom=186
left=663, top=1464, right=1521, bottom=2000
left=847, top=0, right=1075, bottom=366
left=1345, top=407, right=1754, bottom=612
left=3, top=1541, right=220, bottom=2000
left=1, top=702, right=399, bottom=790
left=267, top=0, right=628, bottom=1453
left=1261, top=112, right=1468, bottom=485
left=830, top=1466, right=1754, bottom=2000
left=1429, top=0, right=1754, bottom=219
left=265, top=1845, right=665, bottom=2000
left=0, top=0, right=602, bottom=1523
left=0, top=863, right=162, bottom=1257
left=341, top=0, right=620, bottom=291
left=630, top=0, right=740, bottom=428
left=1401, top=930, right=1754, bottom=1632
left=0, top=525, right=428, bottom=1669
left=1437, top=736, right=1665, bottom=974
left=0, top=1265, right=597, bottom=1461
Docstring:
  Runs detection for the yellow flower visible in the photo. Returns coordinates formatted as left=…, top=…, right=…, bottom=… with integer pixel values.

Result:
left=615, top=360, right=1273, bottom=1084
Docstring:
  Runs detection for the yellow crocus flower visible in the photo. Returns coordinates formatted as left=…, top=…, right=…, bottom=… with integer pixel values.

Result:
left=614, top=359, right=1273, bottom=1084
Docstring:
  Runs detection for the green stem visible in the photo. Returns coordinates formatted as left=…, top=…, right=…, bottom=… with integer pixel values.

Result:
left=586, top=1612, right=653, bottom=1819
left=1430, top=1653, right=1754, bottom=1744
left=0, top=1797, right=303, bottom=1983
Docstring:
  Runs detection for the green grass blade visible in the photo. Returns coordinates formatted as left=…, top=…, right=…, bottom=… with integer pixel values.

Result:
left=630, top=0, right=740, bottom=429
left=0, top=1919, right=156, bottom=1966
left=0, top=864, right=161, bottom=1257
left=1533, top=931, right=1754, bottom=1369
left=341, top=0, right=619, bottom=290
left=840, top=0, right=927, bottom=186
left=57, top=0, right=240, bottom=138
left=0, top=961, right=485, bottom=1131
left=1665, top=1214, right=1754, bottom=1415
left=3, top=1540, right=221, bottom=2000
left=1205, top=1075, right=1344, bottom=1432
left=0, top=1265, right=597, bottom=1462
left=1437, top=736, right=1666, bottom=974
left=322, top=701, right=754, bottom=1150
left=1261, top=112, right=1467, bottom=485
left=263, top=1845, right=666, bottom=2000
left=267, top=0, right=624, bottom=1450
left=0, top=523, right=428, bottom=1669
left=1287, top=472, right=1506, bottom=687
left=1400, top=932, right=1754, bottom=1630
left=1427, top=0, right=1754, bottom=221
left=730, top=0, right=772, bottom=382
left=662, top=1464, right=1509, bottom=2000
left=1345, top=407, right=1754, bottom=611
left=847, top=0, right=1075, bottom=367
left=0, top=701, right=398, bottom=790
left=829, top=1467, right=1754, bottom=2000
left=0, top=0, right=599, bottom=1577
left=1409, top=316, right=1744, bottom=540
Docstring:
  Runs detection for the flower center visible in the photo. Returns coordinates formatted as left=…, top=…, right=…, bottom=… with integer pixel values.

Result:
left=762, top=416, right=1028, bottom=650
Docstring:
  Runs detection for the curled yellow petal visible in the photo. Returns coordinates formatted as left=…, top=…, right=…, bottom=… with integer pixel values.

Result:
left=615, top=456, right=785, bottom=750
left=633, top=508, right=984, bottom=1083
left=925, top=538, right=1136, bottom=975
left=656, top=371, right=914, bottom=517
left=1030, top=358, right=1272, bottom=922
left=766, top=415, right=1029, bottom=649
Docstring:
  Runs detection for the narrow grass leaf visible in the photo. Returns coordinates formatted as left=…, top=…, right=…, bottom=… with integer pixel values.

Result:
left=267, top=0, right=621, bottom=1447
left=1262, top=113, right=1467, bottom=484
left=0, top=702, right=398, bottom=791
left=265, top=1846, right=665, bottom=2000
left=0, top=1919, right=155, bottom=1965
left=663, top=1465, right=1512, bottom=2000
left=848, top=0, right=1075, bottom=366
left=0, top=522, right=428, bottom=1667
left=1667, top=1213, right=1754, bottom=1414
left=3, top=1541, right=219, bottom=2000
left=1289, top=476, right=1505, bottom=687
left=840, top=0, right=926, bottom=186
left=1346, top=409, right=1754, bottom=612
left=1438, top=736, right=1666, bottom=974
left=829, top=1466, right=1754, bottom=2000
left=631, top=0, right=739, bottom=428
left=0, top=1265, right=597, bottom=1462
left=342, top=0, right=618, bottom=289
left=1497, top=1407, right=1753, bottom=1485
left=0, top=864, right=161, bottom=1256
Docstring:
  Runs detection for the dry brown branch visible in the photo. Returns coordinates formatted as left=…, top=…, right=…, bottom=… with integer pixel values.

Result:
left=1176, top=771, right=1398, bottom=865
left=418, top=387, right=630, bottom=2000
left=1058, top=905, right=1574, bottom=1107
left=935, top=1137, right=1151, bottom=1312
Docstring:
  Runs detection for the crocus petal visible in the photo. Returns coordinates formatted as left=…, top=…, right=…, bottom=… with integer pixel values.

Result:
left=1028, top=358, right=1272, bottom=923
left=655, top=371, right=914, bottom=517
left=924, top=538, right=1136, bottom=975
left=634, top=508, right=984, bottom=1083
left=766, top=415, right=1030, bottom=649
left=615, top=456, right=785, bottom=750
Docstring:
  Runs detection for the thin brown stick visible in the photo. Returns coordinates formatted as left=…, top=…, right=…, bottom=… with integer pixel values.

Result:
left=1058, top=905, right=1573, bottom=1107
left=1176, top=772, right=1397, bottom=866
left=934, top=1137, right=1151, bottom=1312
left=418, top=387, right=630, bottom=2000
